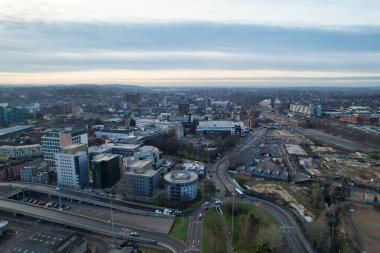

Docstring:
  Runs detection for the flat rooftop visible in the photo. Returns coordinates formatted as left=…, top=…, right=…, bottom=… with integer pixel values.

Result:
left=198, top=120, right=244, bottom=127
left=92, top=153, right=119, bottom=162
left=164, top=170, right=198, bottom=183
left=125, top=168, right=158, bottom=177
left=0, top=125, right=34, bottom=138
left=104, top=143, right=141, bottom=150
left=129, top=160, right=152, bottom=169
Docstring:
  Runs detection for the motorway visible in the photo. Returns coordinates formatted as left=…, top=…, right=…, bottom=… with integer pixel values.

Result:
left=0, top=198, right=184, bottom=252
left=210, top=128, right=314, bottom=253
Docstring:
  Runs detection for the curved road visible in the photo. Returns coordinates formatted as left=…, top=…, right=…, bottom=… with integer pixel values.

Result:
left=211, top=128, right=314, bottom=253
left=0, top=198, right=184, bottom=252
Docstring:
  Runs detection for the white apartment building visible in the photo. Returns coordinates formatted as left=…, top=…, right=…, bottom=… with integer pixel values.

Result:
left=55, top=144, right=88, bottom=189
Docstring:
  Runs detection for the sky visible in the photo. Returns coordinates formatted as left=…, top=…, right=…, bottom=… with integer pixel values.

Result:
left=1, top=0, right=380, bottom=87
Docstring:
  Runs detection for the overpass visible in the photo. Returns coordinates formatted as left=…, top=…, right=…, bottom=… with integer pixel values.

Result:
left=0, top=198, right=183, bottom=253
left=0, top=182, right=173, bottom=218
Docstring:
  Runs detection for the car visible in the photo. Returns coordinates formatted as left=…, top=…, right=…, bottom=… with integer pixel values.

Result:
left=33, top=199, right=39, bottom=204
left=54, top=203, right=60, bottom=208
left=174, top=210, right=182, bottom=216
left=58, top=208, right=63, bottom=211
left=198, top=213, right=203, bottom=219
left=130, top=231, right=139, bottom=237
left=28, top=199, right=34, bottom=203
left=215, top=200, right=222, bottom=205
left=155, top=210, right=162, bottom=214
left=64, top=206, right=71, bottom=210
left=164, top=208, right=172, bottom=214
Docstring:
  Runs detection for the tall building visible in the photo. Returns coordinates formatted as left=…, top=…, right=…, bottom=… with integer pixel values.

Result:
left=178, top=102, right=190, bottom=115
left=0, top=106, right=24, bottom=127
left=55, top=144, right=88, bottom=189
left=91, top=154, right=121, bottom=189
left=42, top=129, right=88, bottom=165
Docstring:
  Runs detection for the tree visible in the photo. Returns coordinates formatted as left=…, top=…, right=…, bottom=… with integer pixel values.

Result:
left=129, top=118, right=136, bottom=126
left=256, top=224, right=284, bottom=252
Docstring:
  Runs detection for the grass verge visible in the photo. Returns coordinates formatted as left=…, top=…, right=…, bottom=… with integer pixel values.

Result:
left=200, top=208, right=227, bottom=253
left=169, top=216, right=189, bottom=242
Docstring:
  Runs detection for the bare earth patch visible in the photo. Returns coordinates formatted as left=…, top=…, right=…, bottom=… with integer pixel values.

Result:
left=347, top=202, right=380, bottom=253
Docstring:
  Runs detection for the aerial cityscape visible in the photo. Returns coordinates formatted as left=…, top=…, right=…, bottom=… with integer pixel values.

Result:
left=1, top=1, right=380, bottom=253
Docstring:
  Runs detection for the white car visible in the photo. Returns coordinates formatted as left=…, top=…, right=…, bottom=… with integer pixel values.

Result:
left=130, top=231, right=139, bottom=237
left=215, top=200, right=222, bottom=205
left=155, top=210, right=162, bottom=214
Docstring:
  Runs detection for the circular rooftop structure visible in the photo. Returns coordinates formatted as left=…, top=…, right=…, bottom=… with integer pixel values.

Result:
left=164, top=170, right=198, bottom=184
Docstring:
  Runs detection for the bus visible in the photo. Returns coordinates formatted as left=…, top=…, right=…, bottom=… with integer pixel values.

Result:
left=235, top=188, right=244, bottom=198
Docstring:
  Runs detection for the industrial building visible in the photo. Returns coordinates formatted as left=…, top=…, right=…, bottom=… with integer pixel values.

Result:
left=289, top=104, right=322, bottom=117
left=196, top=120, right=249, bottom=137
left=164, top=171, right=198, bottom=202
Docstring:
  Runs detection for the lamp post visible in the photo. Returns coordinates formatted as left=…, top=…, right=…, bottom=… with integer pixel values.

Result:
left=231, top=191, right=235, bottom=245
left=109, top=193, right=115, bottom=244
left=56, top=184, right=62, bottom=208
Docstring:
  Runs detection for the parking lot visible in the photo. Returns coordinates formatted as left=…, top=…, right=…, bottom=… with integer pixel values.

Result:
left=14, top=193, right=174, bottom=234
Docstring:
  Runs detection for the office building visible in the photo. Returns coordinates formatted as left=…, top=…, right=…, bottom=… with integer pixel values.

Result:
left=164, top=171, right=198, bottom=202
left=135, top=118, right=184, bottom=139
left=20, top=166, right=49, bottom=184
left=42, top=129, right=88, bottom=165
left=178, top=102, right=190, bottom=115
left=55, top=144, right=88, bottom=189
left=0, top=106, right=24, bottom=127
left=91, top=154, right=121, bottom=189
left=134, top=145, right=163, bottom=169
left=124, top=160, right=159, bottom=201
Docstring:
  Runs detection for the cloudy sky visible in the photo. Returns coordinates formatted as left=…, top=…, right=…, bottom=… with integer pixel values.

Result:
left=1, top=0, right=380, bottom=86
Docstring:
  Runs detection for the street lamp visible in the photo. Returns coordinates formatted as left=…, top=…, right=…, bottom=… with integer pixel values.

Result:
left=231, top=191, right=235, bottom=245
left=108, top=193, right=115, bottom=244
left=56, top=184, right=62, bottom=208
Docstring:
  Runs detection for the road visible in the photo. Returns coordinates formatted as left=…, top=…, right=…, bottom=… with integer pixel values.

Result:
left=0, top=182, right=169, bottom=215
left=0, top=198, right=185, bottom=252
left=210, top=128, right=314, bottom=253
